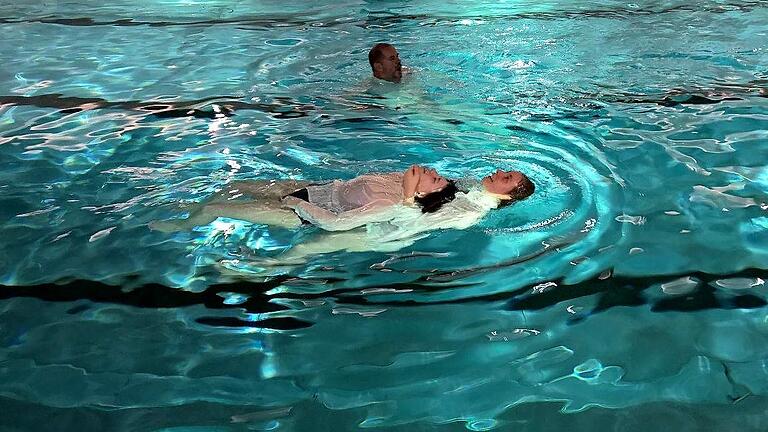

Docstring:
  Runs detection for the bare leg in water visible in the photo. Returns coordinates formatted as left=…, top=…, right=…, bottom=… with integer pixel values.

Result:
left=150, top=180, right=311, bottom=232
left=152, top=180, right=422, bottom=266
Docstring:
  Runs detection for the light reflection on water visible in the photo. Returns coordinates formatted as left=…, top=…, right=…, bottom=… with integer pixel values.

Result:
left=0, top=0, right=767, bottom=430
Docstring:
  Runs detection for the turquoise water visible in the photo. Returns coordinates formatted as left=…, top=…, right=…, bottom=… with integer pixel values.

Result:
left=1, top=0, right=767, bottom=430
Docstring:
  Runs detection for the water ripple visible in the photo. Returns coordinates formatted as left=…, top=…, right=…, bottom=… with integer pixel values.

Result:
left=1, top=1, right=768, bottom=429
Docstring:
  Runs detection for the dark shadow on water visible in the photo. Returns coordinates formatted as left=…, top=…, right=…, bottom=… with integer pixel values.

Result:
left=2, top=1, right=766, bottom=29
left=0, top=93, right=314, bottom=120
left=1, top=83, right=764, bottom=126
left=0, top=276, right=317, bottom=330
left=196, top=316, right=312, bottom=330
left=1, top=267, right=766, bottom=329
left=1, top=393, right=767, bottom=432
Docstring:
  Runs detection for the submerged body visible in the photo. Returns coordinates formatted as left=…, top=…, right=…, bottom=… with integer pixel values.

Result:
left=301, top=172, right=405, bottom=214
left=150, top=165, right=450, bottom=233
left=242, top=187, right=504, bottom=265
left=276, top=170, right=534, bottom=261
left=151, top=168, right=534, bottom=263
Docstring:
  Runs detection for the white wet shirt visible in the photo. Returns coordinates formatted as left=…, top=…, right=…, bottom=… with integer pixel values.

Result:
left=305, top=172, right=404, bottom=214
left=367, top=188, right=500, bottom=249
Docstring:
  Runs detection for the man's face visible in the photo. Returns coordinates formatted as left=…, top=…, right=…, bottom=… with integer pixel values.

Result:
left=374, top=46, right=402, bottom=83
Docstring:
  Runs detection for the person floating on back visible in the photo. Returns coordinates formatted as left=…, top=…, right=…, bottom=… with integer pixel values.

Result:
left=150, top=165, right=457, bottom=232
left=149, top=166, right=535, bottom=262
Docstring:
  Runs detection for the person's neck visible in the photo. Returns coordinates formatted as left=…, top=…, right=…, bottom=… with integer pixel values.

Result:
left=373, top=73, right=398, bottom=83
left=463, top=189, right=504, bottom=209
left=482, top=190, right=510, bottom=201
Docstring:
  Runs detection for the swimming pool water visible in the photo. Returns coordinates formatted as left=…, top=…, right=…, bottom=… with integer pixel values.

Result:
left=1, top=0, right=767, bottom=430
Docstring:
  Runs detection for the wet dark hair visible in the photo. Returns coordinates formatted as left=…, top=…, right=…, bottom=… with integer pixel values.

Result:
left=414, top=180, right=458, bottom=213
left=497, top=175, right=535, bottom=208
left=368, top=43, right=394, bottom=70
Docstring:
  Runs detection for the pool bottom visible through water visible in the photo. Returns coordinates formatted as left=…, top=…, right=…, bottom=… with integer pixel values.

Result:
left=0, top=0, right=768, bottom=431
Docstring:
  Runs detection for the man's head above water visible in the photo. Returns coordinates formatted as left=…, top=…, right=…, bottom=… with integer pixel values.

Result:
left=368, top=43, right=402, bottom=83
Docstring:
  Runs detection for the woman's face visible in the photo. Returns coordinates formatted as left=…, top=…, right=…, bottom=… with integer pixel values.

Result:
left=405, top=165, right=449, bottom=195
left=482, top=170, right=526, bottom=196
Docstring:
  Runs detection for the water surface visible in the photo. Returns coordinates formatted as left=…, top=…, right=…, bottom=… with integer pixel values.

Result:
left=1, top=0, right=767, bottom=430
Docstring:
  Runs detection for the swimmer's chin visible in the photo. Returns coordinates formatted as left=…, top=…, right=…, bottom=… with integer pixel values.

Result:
left=378, top=76, right=402, bottom=84
left=385, top=72, right=403, bottom=83
left=374, top=69, right=406, bottom=84
left=390, top=69, right=405, bottom=83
